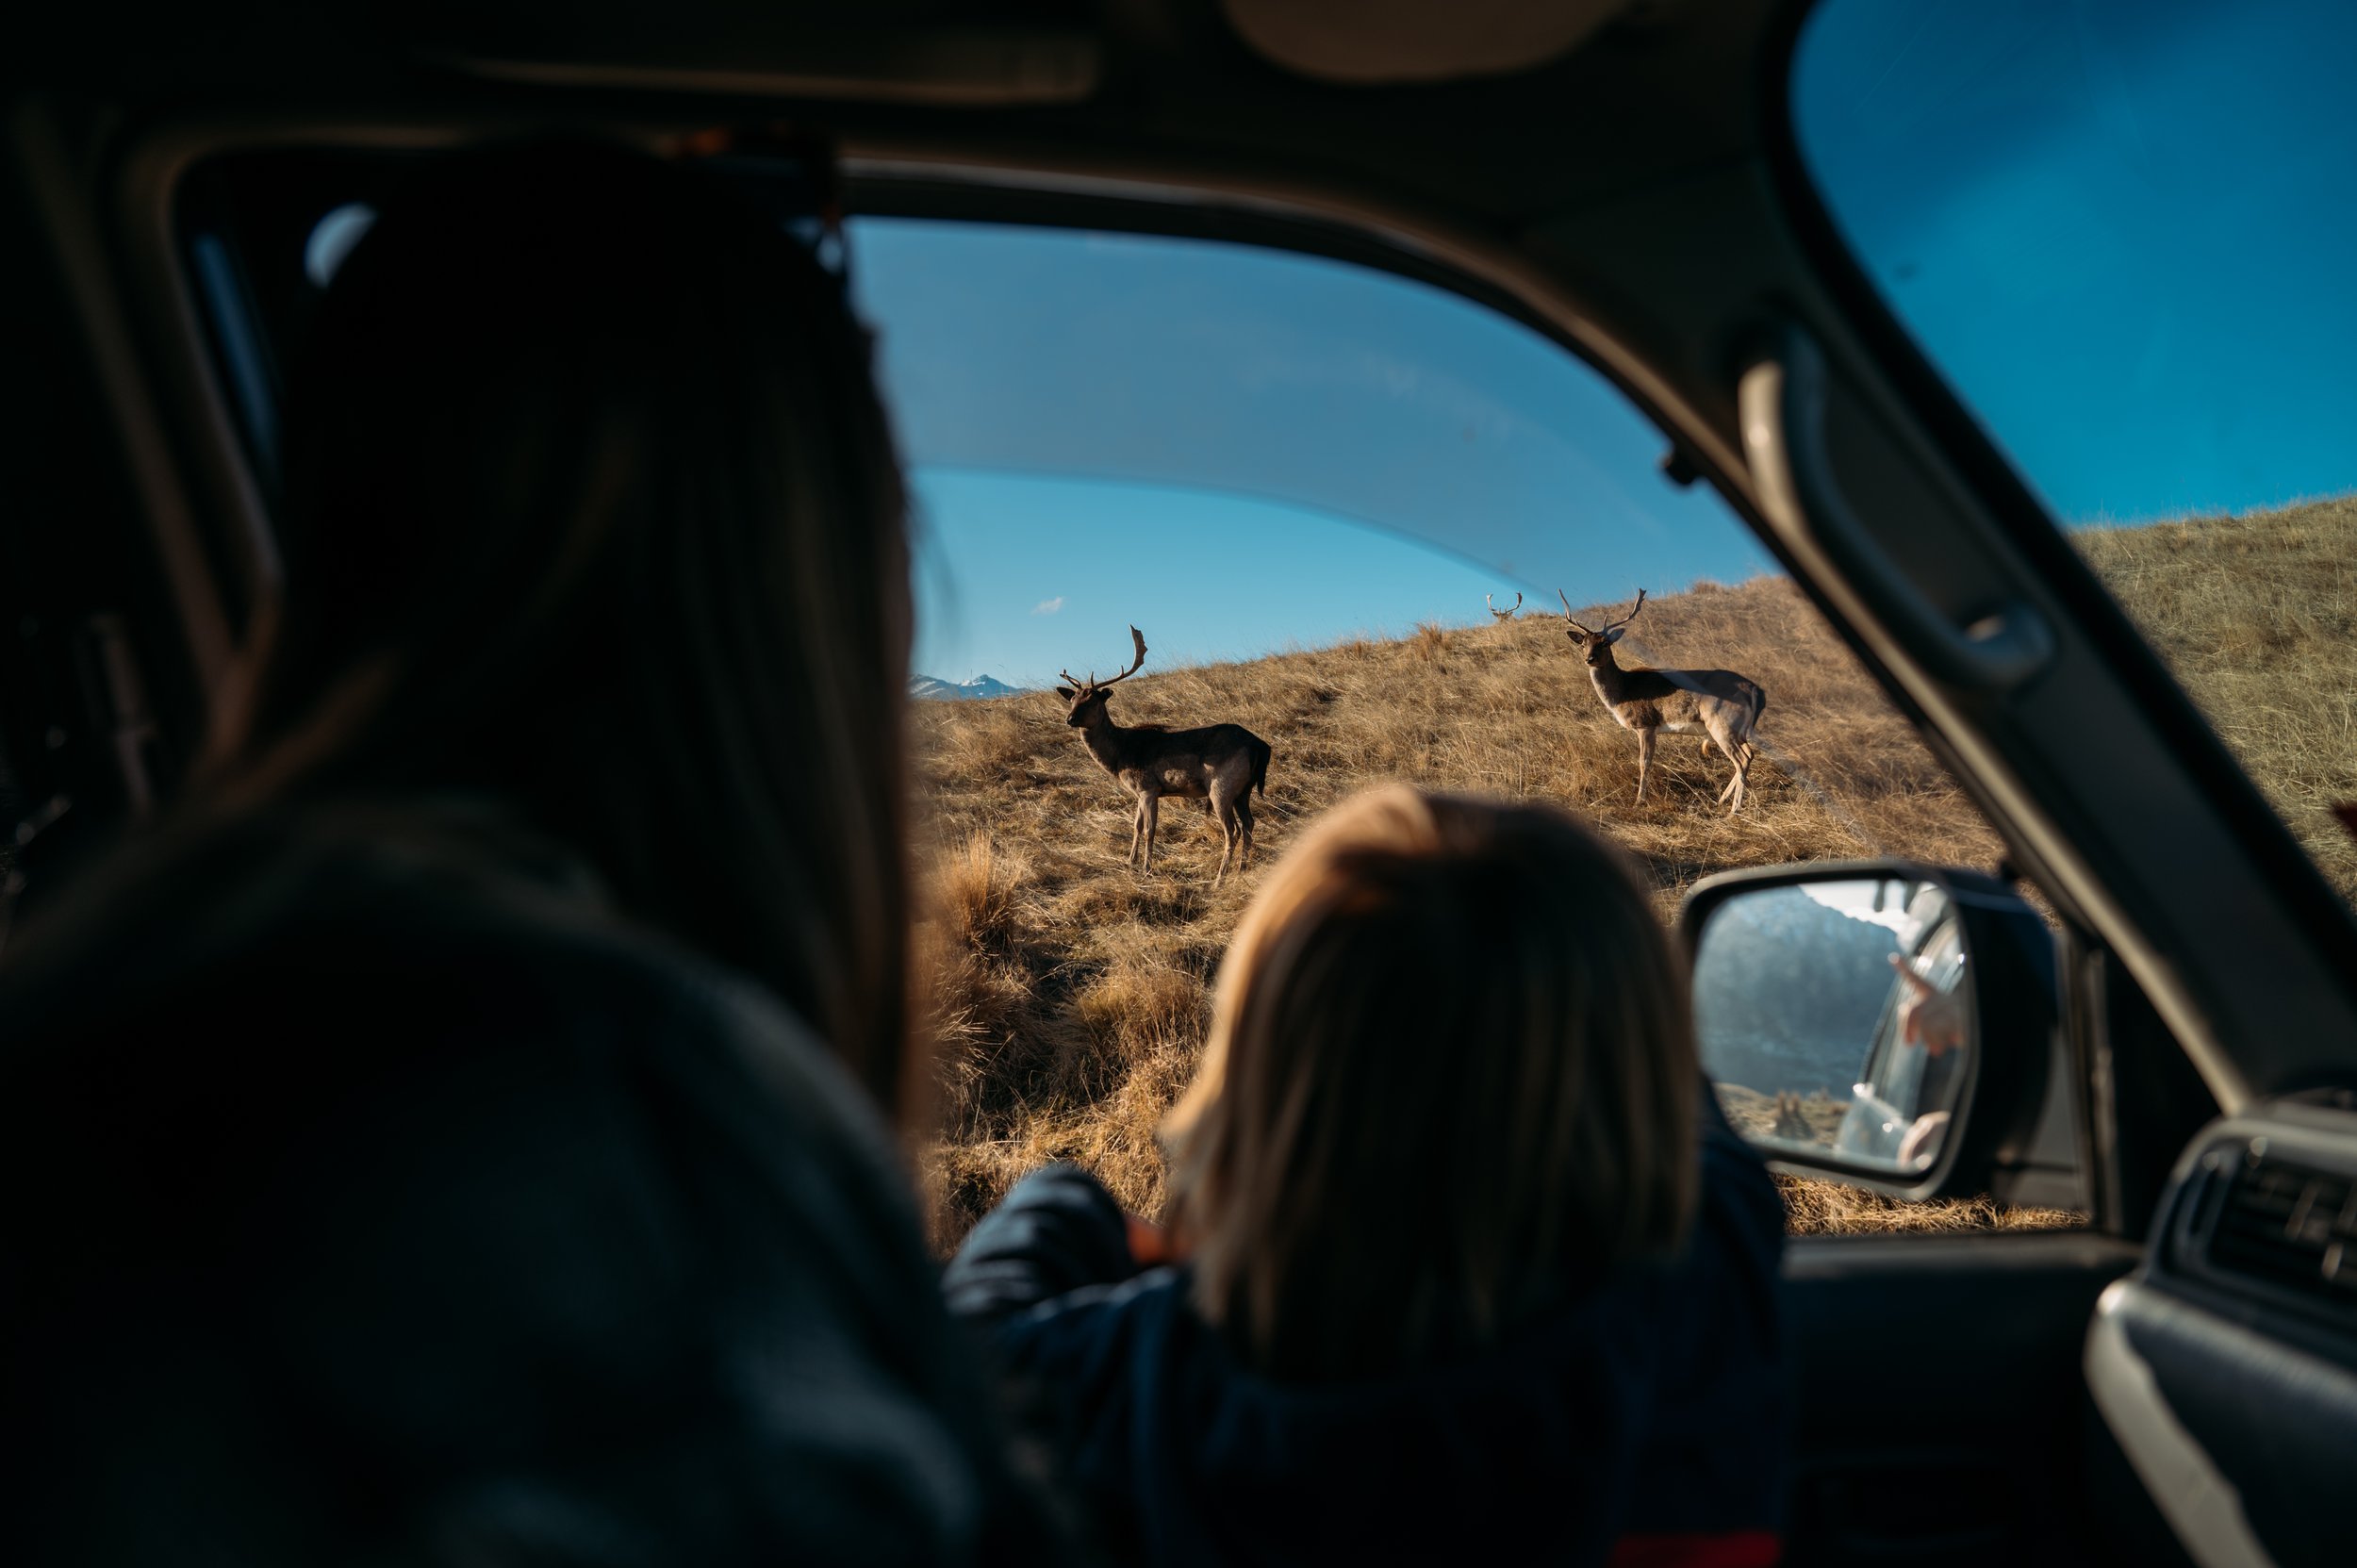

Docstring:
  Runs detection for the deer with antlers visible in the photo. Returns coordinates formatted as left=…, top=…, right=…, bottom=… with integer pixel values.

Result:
left=1558, top=588, right=1767, bottom=816
left=1057, top=626, right=1274, bottom=885
left=1487, top=592, right=1522, bottom=621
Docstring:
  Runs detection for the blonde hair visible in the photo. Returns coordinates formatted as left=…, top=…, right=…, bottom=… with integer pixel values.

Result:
left=1162, top=785, right=1698, bottom=1379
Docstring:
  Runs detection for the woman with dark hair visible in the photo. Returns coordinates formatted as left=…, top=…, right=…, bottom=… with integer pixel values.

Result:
left=0, top=141, right=1056, bottom=1564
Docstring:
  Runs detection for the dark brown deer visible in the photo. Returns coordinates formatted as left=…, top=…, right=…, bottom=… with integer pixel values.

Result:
left=1056, top=626, right=1274, bottom=885
left=1558, top=588, right=1767, bottom=816
left=1770, top=1091, right=1815, bottom=1143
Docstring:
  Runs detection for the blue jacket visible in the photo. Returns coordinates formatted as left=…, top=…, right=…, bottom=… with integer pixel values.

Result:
left=945, top=1093, right=1787, bottom=1566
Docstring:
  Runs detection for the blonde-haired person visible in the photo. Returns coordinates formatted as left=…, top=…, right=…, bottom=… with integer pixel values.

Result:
left=945, top=785, right=1788, bottom=1566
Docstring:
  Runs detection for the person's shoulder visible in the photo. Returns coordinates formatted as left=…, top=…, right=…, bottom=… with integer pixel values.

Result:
left=1696, top=1091, right=1788, bottom=1256
left=1630, top=1098, right=1786, bottom=1370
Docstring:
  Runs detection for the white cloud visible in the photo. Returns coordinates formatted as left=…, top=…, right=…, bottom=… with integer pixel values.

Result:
left=1031, top=596, right=1065, bottom=617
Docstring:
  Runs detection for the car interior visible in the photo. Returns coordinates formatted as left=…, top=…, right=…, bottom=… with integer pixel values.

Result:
left=6, top=3, right=2351, bottom=1564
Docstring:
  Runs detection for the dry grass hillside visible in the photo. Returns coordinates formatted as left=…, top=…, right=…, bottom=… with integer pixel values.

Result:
left=913, top=574, right=2059, bottom=1243
left=2077, top=495, right=2357, bottom=900
left=921, top=476, right=2357, bottom=1243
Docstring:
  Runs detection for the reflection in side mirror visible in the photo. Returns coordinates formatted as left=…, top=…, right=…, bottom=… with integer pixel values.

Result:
left=1691, top=875, right=1974, bottom=1178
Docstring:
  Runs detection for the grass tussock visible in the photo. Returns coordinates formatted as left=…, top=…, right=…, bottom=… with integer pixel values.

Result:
left=914, top=570, right=2070, bottom=1242
left=1772, top=1174, right=2074, bottom=1234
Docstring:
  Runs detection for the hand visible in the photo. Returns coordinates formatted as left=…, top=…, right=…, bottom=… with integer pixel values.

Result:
left=1888, top=952, right=1966, bottom=1056
left=1898, top=1110, right=1952, bottom=1169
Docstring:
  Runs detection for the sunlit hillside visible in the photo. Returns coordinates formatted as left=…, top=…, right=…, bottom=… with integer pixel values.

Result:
left=924, top=478, right=2357, bottom=1241
left=2076, top=495, right=2357, bottom=900
left=912, top=573, right=2056, bottom=1243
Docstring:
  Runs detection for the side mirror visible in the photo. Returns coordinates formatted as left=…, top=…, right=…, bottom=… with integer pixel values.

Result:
left=1680, top=860, right=2061, bottom=1201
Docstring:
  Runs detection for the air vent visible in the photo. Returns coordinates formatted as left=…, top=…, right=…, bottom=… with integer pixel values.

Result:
left=2207, top=1155, right=2357, bottom=1314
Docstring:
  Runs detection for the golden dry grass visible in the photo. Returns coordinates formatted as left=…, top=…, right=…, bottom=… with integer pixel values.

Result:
left=921, top=474, right=2357, bottom=1241
left=1770, top=1174, right=2072, bottom=1234
left=2077, top=495, right=2357, bottom=900
left=913, top=572, right=2095, bottom=1244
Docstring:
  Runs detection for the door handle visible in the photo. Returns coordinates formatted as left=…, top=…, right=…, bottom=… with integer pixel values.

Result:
left=1739, top=323, right=2054, bottom=694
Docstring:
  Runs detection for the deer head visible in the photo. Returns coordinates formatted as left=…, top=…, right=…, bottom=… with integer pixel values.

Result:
left=1487, top=591, right=1522, bottom=621
left=1558, top=587, right=1646, bottom=667
left=1055, top=625, right=1148, bottom=727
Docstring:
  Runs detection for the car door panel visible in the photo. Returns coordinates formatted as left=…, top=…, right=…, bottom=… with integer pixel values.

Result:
left=2086, top=1106, right=2357, bottom=1568
left=1780, top=1232, right=2139, bottom=1567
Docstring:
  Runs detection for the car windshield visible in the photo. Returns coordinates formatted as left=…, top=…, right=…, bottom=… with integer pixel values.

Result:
left=1788, top=0, right=2357, bottom=906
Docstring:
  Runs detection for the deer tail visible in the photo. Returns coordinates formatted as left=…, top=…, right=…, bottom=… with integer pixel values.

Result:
left=1251, top=737, right=1272, bottom=798
left=1752, top=684, right=1769, bottom=731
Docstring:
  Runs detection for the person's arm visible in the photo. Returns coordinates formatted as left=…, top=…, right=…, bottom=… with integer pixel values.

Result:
left=943, top=1164, right=1144, bottom=1326
left=1888, top=951, right=1968, bottom=1054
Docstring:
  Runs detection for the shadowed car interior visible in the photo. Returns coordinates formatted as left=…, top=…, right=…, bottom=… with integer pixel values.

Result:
left=5, top=3, right=2350, bottom=1564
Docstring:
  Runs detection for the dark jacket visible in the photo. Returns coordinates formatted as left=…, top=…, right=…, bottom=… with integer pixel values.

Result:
left=0, top=798, right=1062, bottom=1567
left=944, top=1097, right=1786, bottom=1566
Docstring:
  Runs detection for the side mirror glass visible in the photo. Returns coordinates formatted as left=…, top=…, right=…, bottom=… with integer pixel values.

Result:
left=1692, top=875, right=1970, bottom=1175
left=1682, top=861, right=2058, bottom=1197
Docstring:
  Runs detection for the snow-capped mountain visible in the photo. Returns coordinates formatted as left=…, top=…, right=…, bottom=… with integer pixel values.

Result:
left=909, top=673, right=1028, bottom=701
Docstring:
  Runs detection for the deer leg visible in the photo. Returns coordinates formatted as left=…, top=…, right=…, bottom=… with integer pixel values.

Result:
left=1717, top=733, right=1760, bottom=806
left=1127, top=796, right=1146, bottom=867
left=1233, top=790, right=1256, bottom=870
left=1634, top=728, right=1656, bottom=802
left=1141, top=793, right=1162, bottom=870
left=1210, top=782, right=1247, bottom=888
left=1710, top=724, right=1752, bottom=817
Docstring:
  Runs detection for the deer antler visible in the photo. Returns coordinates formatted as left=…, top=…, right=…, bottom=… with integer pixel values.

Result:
left=1488, top=592, right=1522, bottom=619
left=1602, top=588, right=1649, bottom=632
left=1097, top=625, right=1149, bottom=686
left=1557, top=588, right=1595, bottom=636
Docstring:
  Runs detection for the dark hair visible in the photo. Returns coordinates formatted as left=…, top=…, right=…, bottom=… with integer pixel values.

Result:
left=215, top=140, right=917, bottom=1116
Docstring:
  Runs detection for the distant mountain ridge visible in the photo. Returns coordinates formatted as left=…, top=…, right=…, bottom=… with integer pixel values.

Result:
left=910, top=673, right=1029, bottom=701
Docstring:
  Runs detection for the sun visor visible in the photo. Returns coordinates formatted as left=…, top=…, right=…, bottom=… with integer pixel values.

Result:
left=1221, top=0, right=1633, bottom=85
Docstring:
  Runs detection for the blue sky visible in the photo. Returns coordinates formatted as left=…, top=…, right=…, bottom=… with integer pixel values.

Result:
left=855, top=0, right=2357, bottom=685
left=908, top=471, right=1525, bottom=688
left=1794, top=0, right=2357, bottom=523
left=852, top=222, right=1767, bottom=686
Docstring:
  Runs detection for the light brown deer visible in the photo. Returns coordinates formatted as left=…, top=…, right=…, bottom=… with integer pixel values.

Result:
left=1558, top=588, right=1767, bottom=816
left=1057, top=626, right=1274, bottom=885
left=1487, top=591, right=1522, bottom=621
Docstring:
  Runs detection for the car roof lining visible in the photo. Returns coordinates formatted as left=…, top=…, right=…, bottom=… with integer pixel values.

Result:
left=18, top=0, right=1769, bottom=229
